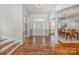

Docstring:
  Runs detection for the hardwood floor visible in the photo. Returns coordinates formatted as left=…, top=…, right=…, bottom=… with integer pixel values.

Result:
left=12, top=36, right=79, bottom=55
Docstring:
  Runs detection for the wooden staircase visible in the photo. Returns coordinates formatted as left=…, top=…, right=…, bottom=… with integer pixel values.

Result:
left=0, top=39, right=20, bottom=55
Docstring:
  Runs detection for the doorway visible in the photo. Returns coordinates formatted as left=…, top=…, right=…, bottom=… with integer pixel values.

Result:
left=31, top=20, right=50, bottom=47
left=32, top=21, right=48, bottom=36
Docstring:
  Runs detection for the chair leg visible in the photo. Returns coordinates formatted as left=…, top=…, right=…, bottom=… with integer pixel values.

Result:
left=65, top=34, right=68, bottom=40
left=66, top=34, right=69, bottom=40
left=69, top=36, right=72, bottom=40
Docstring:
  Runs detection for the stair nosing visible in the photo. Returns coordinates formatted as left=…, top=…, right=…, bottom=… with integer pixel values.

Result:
left=7, top=42, right=22, bottom=55
left=0, top=41, right=15, bottom=53
left=0, top=43, right=20, bottom=55
left=0, top=41, right=14, bottom=48
left=0, top=40, right=13, bottom=45
left=0, top=39, right=7, bottom=44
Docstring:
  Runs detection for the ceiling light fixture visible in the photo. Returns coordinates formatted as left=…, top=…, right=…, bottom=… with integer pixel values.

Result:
left=38, top=4, right=41, bottom=6
left=35, top=4, right=41, bottom=7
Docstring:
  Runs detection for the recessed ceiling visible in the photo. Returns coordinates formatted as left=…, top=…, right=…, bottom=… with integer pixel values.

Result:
left=24, top=4, right=57, bottom=14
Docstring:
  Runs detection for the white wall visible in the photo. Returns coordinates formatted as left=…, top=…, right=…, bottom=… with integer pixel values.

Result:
left=0, top=5, right=7, bottom=39
left=0, top=5, right=23, bottom=42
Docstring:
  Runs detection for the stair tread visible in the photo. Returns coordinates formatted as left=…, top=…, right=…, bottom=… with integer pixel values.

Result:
left=0, top=41, right=14, bottom=48
left=0, top=43, right=19, bottom=55
left=0, top=39, right=7, bottom=42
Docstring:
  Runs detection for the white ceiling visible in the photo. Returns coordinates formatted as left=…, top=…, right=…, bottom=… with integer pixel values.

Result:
left=23, top=4, right=77, bottom=19
left=24, top=4, right=57, bottom=14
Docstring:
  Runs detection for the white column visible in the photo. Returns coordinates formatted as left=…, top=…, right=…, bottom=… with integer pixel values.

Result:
left=42, top=37, right=45, bottom=46
left=55, top=12, right=58, bottom=44
left=33, top=37, right=35, bottom=47
left=32, top=23, right=36, bottom=47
